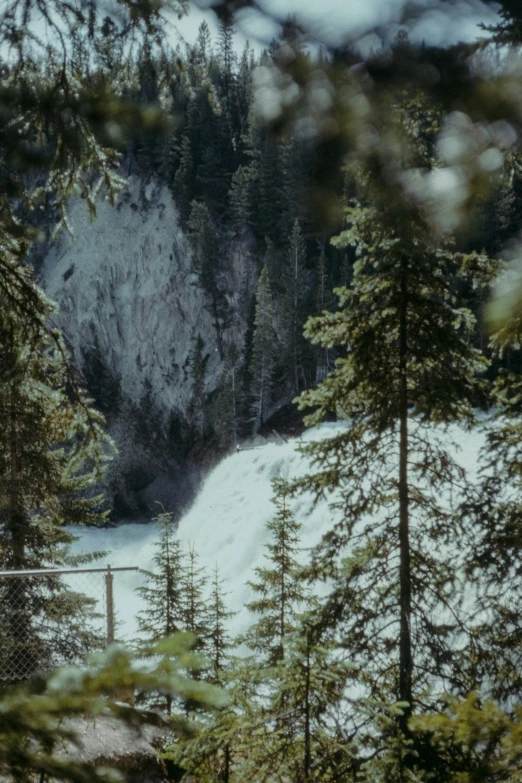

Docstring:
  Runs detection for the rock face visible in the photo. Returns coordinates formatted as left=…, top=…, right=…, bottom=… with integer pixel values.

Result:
left=57, top=714, right=174, bottom=783
left=43, top=178, right=218, bottom=417
left=42, top=177, right=257, bottom=519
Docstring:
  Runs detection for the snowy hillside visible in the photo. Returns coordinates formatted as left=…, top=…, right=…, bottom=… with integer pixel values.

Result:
left=70, top=419, right=487, bottom=642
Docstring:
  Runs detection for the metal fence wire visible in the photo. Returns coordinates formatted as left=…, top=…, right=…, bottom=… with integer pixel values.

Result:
left=0, top=565, right=138, bottom=683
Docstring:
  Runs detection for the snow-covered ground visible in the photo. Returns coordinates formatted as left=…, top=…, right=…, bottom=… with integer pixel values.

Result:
left=70, top=419, right=488, bottom=643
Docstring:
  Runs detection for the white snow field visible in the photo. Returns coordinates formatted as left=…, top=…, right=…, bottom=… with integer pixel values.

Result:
left=70, top=419, right=487, bottom=643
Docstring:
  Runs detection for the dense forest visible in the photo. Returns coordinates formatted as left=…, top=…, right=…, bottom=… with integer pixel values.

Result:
left=41, top=10, right=522, bottom=528
left=4, top=1, right=522, bottom=782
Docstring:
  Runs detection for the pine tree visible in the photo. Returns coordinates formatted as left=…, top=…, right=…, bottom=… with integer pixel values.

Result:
left=279, top=134, right=307, bottom=237
left=212, top=343, right=242, bottom=449
left=250, top=265, right=275, bottom=431
left=296, top=164, right=488, bottom=753
left=0, top=637, right=224, bottom=783
left=255, top=138, right=284, bottom=245
left=281, top=219, right=309, bottom=393
left=229, top=165, right=253, bottom=232
left=181, top=544, right=210, bottom=650
left=207, top=564, right=235, bottom=685
left=244, top=479, right=306, bottom=665
left=137, top=510, right=185, bottom=643
left=0, top=294, right=112, bottom=680
left=195, top=21, right=212, bottom=65
left=173, top=134, right=194, bottom=223
left=217, top=20, right=235, bottom=101
left=261, top=616, right=355, bottom=783
left=136, top=509, right=185, bottom=712
left=187, top=333, right=208, bottom=438
left=314, top=244, right=333, bottom=383
left=236, top=41, right=254, bottom=128
left=188, top=201, right=229, bottom=359
left=462, top=279, right=522, bottom=704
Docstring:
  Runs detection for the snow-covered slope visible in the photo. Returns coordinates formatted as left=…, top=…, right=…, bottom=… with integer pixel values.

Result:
left=70, top=420, right=487, bottom=641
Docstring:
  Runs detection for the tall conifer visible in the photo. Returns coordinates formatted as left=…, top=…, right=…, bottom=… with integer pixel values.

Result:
left=188, top=201, right=229, bottom=359
left=0, top=296, right=111, bottom=679
left=245, top=479, right=306, bottom=665
left=136, top=510, right=185, bottom=644
left=282, top=219, right=309, bottom=393
left=136, top=510, right=185, bottom=713
left=250, top=265, right=275, bottom=430
left=296, top=168, right=487, bottom=751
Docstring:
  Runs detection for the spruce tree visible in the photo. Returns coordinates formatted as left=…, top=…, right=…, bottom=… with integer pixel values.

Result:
left=0, top=294, right=111, bottom=680
left=195, top=21, right=212, bottom=65
left=296, top=165, right=488, bottom=752
left=188, top=201, right=229, bottom=359
left=463, top=289, right=522, bottom=704
left=250, top=265, right=275, bottom=431
left=212, top=343, right=242, bottom=449
left=255, top=138, right=284, bottom=245
left=236, top=41, right=254, bottom=128
left=136, top=509, right=185, bottom=712
left=217, top=20, right=235, bottom=101
left=173, top=134, right=194, bottom=223
left=244, top=479, right=306, bottom=665
left=188, top=333, right=209, bottom=438
left=281, top=219, right=309, bottom=393
left=261, top=616, right=354, bottom=783
left=136, top=510, right=185, bottom=643
left=180, top=544, right=210, bottom=651
left=229, top=165, right=254, bottom=232
left=207, top=564, right=235, bottom=685
left=314, top=244, right=333, bottom=383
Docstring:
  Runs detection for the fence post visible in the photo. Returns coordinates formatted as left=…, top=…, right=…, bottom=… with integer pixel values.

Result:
left=105, top=564, right=115, bottom=645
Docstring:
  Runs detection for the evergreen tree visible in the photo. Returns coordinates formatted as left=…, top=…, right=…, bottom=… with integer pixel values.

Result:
left=229, top=165, right=253, bottom=232
left=0, top=294, right=112, bottom=680
left=281, top=219, right=309, bottom=393
left=217, top=20, right=235, bottom=101
left=314, top=244, right=333, bottom=383
left=261, top=616, right=355, bottom=783
left=255, top=138, right=284, bottom=245
left=207, top=564, right=235, bottom=685
left=173, top=134, right=194, bottom=223
left=236, top=41, right=254, bottom=129
left=296, top=165, right=488, bottom=756
left=137, top=510, right=185, bottom=643
left=195, top=21, right=212, bottom=65
left=212, top=343, right=242, bottom=449
left=250, top=265, right=275, bottom=430
left=0, top=638, right=224, bottom=783
left=136, top=509, right=185, bottom=712
left=279, top=134, right=308, bottom=236
left=181, top=544, right=210, bottom=649
left=188, top=201, right=229, bottom=359
left=187, top=333, right=209, bottom=438
left=463, top=287, right=522, bottom=704
left=244, top=479, right=306, bottom=665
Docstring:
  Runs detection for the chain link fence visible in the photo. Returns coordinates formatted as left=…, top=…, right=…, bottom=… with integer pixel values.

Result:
left=0, top=565, right=138, bottom=683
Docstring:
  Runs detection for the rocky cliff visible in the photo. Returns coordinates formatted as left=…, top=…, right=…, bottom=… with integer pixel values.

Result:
left=42, top=177, right=257, bottom=520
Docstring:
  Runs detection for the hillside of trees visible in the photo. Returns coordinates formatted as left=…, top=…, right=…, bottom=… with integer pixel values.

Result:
left=34, top=12, right=522, bottom=526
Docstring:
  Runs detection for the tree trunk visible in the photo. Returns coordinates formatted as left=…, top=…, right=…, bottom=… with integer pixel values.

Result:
left=398, top=261, right=413, bottom=734
left=223, top=743, right=230, bottom=783
left=9, top=401, right=24, bottom=569
left=304, top=629, right=311, bottom=782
